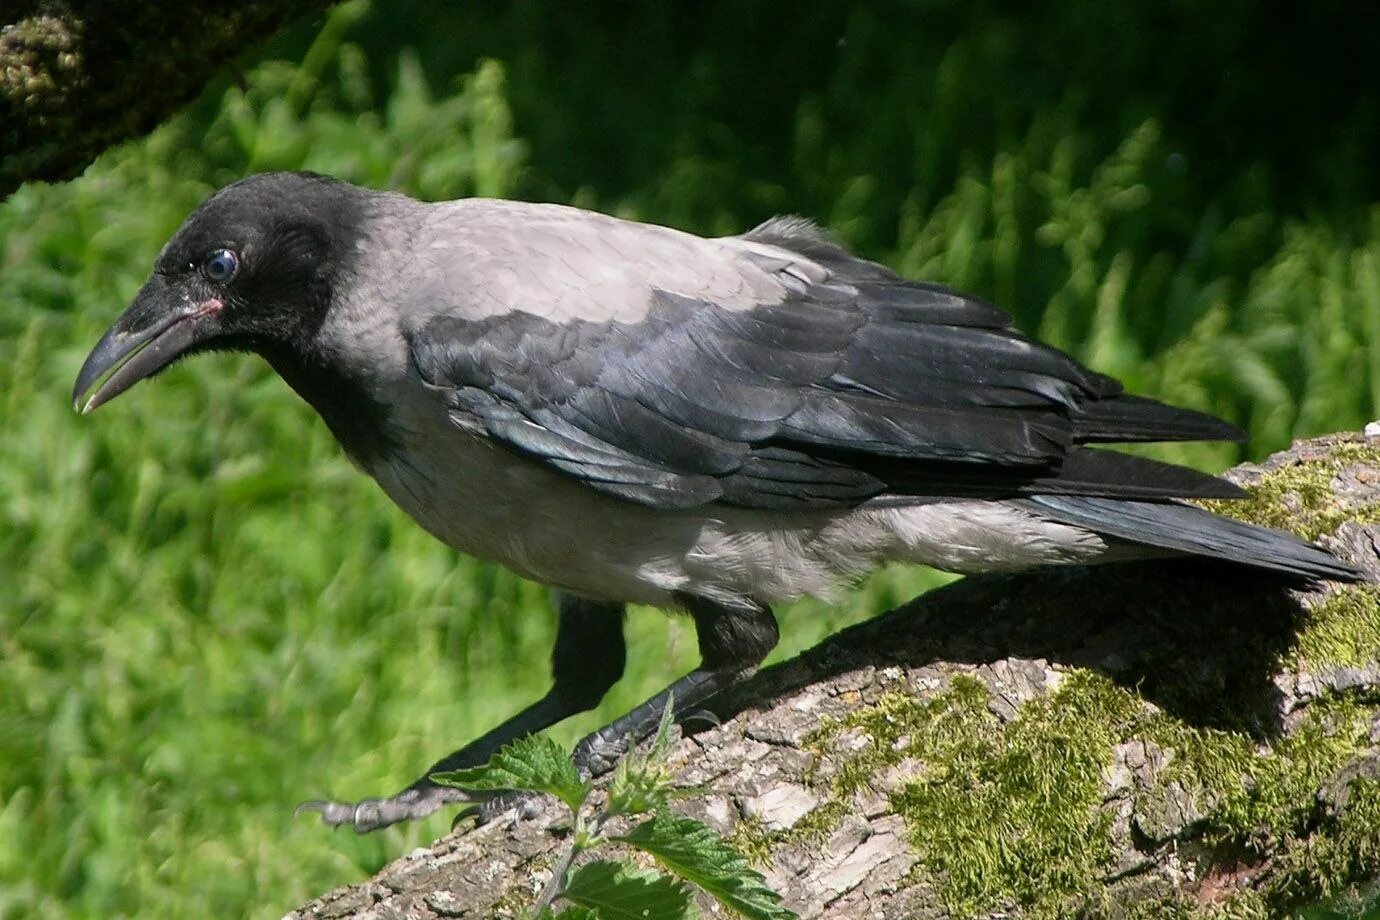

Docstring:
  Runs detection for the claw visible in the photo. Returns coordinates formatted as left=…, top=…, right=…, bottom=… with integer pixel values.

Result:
left=681, top=708, right=721, bottom=731
left=292, top=798, right=363, bottom=827
left=293, top=799, right=329, bottom=818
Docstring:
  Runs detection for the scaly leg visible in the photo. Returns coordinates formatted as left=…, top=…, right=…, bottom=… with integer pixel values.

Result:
left=471, top=594, right=779, bottom=822
left=571, top=594, right=779, bottom=779
left=297, top=593, right=625, bottom=832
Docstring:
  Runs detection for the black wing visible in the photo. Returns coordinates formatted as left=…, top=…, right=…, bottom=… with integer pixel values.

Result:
left=406, top=228, right=1244, bottom=511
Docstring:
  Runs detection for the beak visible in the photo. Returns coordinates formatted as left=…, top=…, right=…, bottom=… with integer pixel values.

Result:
left=72, top=276, right=225, bottom=414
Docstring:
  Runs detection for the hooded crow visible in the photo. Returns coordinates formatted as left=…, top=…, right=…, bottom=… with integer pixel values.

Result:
left=73, top=172, right=1364, bottom=832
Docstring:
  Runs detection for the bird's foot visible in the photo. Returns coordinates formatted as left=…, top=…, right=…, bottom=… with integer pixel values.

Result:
left=295, top=784, right=552, bottom=833
left=462, top=789, right=548, bottom=826
left=295, top=783, right=471, bottom=833
left=572, top=730, right=631, bottom=778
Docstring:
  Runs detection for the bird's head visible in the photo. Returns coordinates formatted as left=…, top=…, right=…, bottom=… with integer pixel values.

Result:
left=73, top=171, right=369, bottom=413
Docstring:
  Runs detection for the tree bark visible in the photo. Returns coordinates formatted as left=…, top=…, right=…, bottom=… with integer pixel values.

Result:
left=289, top=429, right=1380, bottom=919
left=1, top=0, right=334, bottom=200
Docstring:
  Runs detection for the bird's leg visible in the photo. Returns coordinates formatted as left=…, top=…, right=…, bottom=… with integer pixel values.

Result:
left=296, top=594, right=625, bottom=832
left=471, top=596, right=778, bottom=821
left=570, top=595, right=779, bottom=780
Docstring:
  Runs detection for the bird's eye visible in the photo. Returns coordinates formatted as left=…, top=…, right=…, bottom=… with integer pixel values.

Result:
left=203, top=249, right=240, bottom=283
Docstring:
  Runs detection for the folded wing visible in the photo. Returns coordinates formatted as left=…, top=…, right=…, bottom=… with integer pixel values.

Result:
left=404, top=213, right=1245, bottom=510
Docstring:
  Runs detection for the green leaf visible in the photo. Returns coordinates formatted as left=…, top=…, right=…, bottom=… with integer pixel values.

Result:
left=560, top=860, right=694, bottom=920
left=431, top=735, right=588, bottom=813
left=606, top=695, right=684, bottom=817
left=555, top=909, right=600, bottom=920
left=536, top=907, right=599, bottom=920
left=648, top=691, right=677, bottom=760
left=618, top=814, right=796, bottom=920
left=605, top=756, right=671, bottom=818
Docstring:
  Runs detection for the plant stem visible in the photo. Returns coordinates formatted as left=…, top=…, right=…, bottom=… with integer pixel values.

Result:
left=531, top=843, right=579, bottom=917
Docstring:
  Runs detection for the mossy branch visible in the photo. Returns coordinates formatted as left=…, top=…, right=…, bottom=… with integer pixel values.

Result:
left=288, top=430, right=1380, bottom=920
left=1, top=0, right=334, bottom=200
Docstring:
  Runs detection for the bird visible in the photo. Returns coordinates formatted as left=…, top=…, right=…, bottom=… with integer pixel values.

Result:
left=73, top=171, right=1364, bottom=833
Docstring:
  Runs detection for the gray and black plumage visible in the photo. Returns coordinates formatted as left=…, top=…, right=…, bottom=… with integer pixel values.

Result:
left=73, top=172, right=1364, bottom=831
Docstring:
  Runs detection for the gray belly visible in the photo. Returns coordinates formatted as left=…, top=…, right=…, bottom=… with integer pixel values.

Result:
left=366, top=424, right=1113, bottom=609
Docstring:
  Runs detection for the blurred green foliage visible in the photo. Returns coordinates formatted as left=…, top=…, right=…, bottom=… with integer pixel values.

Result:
left=0, top=0, right=1377, bottom=917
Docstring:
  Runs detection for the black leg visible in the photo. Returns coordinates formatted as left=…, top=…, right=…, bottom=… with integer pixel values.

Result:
left=572, top=595, right=778, bottom=778
left=297, top=593, right=625, bottom=832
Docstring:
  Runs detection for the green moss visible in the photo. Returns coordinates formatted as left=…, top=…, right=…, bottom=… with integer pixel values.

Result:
left=1199, top=441, right=1380, bottom=541
left=730, top=695, right=922, bottom=863
left=1077, top=889, right=1279, bottom=920
left=777, top=801, right=849, bottom=850
left=829, top=677, right=1000, bottom=793
left=725, top=814, right=774, bottom=867
left=489, top=885, right=540, bottom=918
left=1146, top=695, right=1371, bottom=846
left=1292, top=585, right=1380, bottom=669
left=1264, top=778, right=1380, bottom=912
left=725, top=799, right=854, bottom=871
left=735, top=676, right=1009, bottom=873
left=811, top=672, right=1139, bottom=916
left=782, top=664, right=1379, bottom=918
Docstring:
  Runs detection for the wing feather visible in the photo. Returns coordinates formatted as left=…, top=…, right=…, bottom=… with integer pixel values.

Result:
left=404, top=211, right=1244, bottom=510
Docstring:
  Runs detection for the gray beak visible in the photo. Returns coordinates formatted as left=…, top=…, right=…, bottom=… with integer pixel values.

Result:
left=72, top=276, right=225, bottom=414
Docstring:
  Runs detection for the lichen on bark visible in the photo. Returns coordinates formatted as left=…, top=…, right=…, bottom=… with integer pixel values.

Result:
left=288, top=430, right=1380, bottom=920
left=1, top=1, right=334, bottom=200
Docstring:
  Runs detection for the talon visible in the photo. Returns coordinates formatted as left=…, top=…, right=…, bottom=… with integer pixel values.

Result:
left=293, top=798, right=358, bottom=827
left=681, top=708, right=720, bottom=731
left=293, top=800, right=327, bottom=818
left=452, top=804, right=482, bottom=830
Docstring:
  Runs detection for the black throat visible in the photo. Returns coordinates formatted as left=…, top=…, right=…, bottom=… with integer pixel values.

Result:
left=259, top=344, right=399, bottom=469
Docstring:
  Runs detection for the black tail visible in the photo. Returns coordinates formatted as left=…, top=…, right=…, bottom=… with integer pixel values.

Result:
left=1021, top=494, right=1366, bottom=583
left=1073, top=394, right=1248, bottom=445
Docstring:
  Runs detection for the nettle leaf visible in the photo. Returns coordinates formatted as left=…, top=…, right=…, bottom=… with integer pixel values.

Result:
left=606, top=695, right=683, bottom=817
left=560, top=859, right=694, bottom=920
left=606, top=758, right=670, bottom=817
left=536, top=907, right=599, bottom=920
left=431, top=735, right=588, bottom=813
left=618, top=814, right=796, bottom=920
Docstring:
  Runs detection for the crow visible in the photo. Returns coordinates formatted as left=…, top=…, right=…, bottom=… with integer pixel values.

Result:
left=73, top=172, right=1363, bottom=832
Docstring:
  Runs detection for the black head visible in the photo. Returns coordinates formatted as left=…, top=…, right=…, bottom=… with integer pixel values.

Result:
left=73, top=172, right=372, bottom=412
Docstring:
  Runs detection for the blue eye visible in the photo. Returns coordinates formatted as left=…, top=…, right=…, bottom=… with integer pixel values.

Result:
left=203, top=249, right=239, bottom=283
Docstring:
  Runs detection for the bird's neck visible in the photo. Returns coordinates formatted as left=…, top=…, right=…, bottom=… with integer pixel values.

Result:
left=260, top=344, right=399, bottom=469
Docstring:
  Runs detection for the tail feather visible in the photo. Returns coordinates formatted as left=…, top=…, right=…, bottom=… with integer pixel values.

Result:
left=1074, top=395, right=1248, bottom=445
left=1021, top=494, right=1365, bottom=583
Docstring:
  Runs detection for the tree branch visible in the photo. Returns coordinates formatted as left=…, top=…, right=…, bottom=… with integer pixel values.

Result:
left=1, top=0, right=334, bottom=200
left=289, top=430, right=1380, bottom=919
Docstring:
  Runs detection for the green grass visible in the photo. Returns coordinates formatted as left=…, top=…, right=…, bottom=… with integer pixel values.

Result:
left=1, top=2, right=1377, bottom=917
